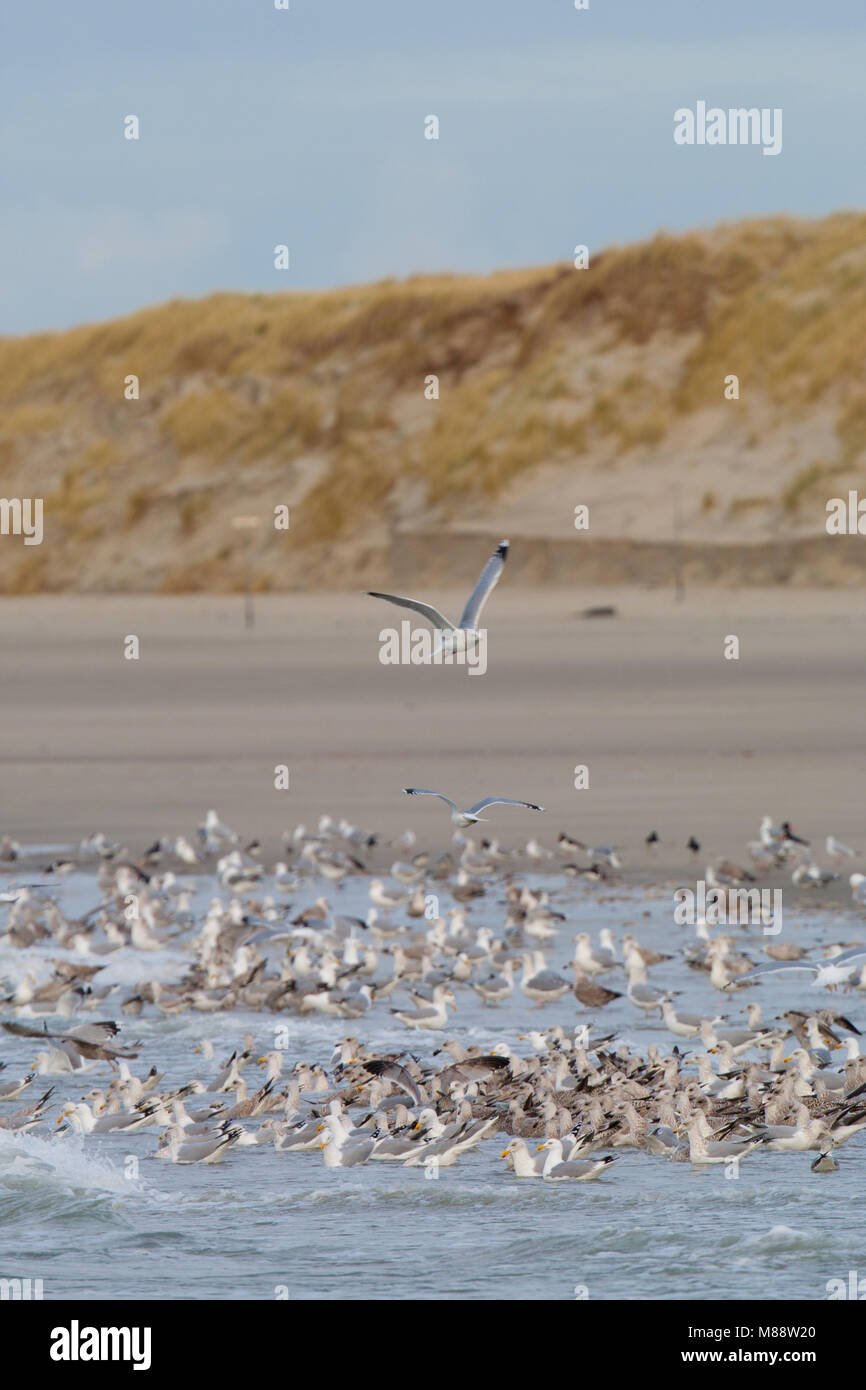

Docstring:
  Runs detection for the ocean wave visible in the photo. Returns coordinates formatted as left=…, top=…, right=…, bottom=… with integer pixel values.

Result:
left=0, top=1128, right=144, bottom=1198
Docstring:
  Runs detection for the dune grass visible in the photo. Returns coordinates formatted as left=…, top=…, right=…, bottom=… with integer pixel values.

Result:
left=1, top=211, right=865, bottom=589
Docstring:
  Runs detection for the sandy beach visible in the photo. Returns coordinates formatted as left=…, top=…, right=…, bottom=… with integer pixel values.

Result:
left=3, top=586, right=863, bottom=874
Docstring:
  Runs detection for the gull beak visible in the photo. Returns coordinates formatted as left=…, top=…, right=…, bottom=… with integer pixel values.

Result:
left=500, top=1150, right=510, bottom=1159
left=257, top=1057, right=267, bottom=1064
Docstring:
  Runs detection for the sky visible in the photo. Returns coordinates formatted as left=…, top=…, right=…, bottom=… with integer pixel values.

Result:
left=2, top=0, right=865, bottom=333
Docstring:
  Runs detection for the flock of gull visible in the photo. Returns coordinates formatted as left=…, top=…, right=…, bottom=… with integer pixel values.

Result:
left=2, top=798, right=866, bottom=1183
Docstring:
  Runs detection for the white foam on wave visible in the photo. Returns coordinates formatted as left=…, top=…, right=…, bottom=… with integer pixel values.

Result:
left=89, top=947, right=189, bottom=988
left=0, top=1127, right=144, bottom=1196
left=744, top=1224, right=814, bottom=1249
left=0, top=943, right=60, bottom=988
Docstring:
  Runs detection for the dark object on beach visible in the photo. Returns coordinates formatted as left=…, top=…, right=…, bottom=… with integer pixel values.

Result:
left=43, top=858, right=76, bottom=876
left=781, top=820, right=810, bottom=846
left=686, top=836, right=700, bottom=855
left=646, top=830, right=659, bottom=846
left=579, top=606, right=617, bottom=619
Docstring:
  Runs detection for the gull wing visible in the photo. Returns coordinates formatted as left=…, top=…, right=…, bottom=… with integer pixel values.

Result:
left=822, top=1011, right=861, bottom=1036
left=363, top=592, right=455, bottom=631
left=629, top=983, right=666, bottom=1002
left=175, top=1135, right=232, bottom=1163
left=74, top=1039, right=140, bottom=1061
left=361, top=1058, right=423, bottom=1106
left=1, top=1020, right=50, bottom=1040
left=458, top=540, right=508, bottom=630
left=391, top=1003, right=437, bottom=1021
left=402, top=788, right=459, bottom=811
left=549, top=1159, right=605, bottom=1179
left=737, top=961, right=819, bottom=983
left=1, top=1019, right=134, bottom=1058
left=63, top=1022, right=121, bottom=1044
left=467, top=796, right=544, bottom=815
left=825, top=946, right=866, bottom=967
left=527, top=969, right=568, bottom=990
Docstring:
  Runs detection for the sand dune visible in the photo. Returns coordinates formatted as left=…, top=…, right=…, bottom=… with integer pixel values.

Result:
left=2, top=212, right=866, bottom=594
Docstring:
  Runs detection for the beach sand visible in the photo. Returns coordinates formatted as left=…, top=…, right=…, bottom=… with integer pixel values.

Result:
left=2, top=586, right=864, bottom=877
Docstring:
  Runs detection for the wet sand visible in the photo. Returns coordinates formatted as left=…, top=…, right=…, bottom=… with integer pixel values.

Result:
left=2, top=587, right=864, bottom=876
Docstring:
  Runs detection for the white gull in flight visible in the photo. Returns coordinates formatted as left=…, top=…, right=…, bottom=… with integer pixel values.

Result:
left=402, top=787, right=544, bottom=827
left=364, top=539, right=509, bottom=650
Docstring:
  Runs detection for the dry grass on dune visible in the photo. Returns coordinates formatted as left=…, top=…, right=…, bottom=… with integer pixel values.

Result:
left=1, top=212, right=865, bottom=592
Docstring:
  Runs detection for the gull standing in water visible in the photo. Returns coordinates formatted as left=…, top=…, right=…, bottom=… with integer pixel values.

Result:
left=402, top=788, right=544, bottom=827
left=198, top=808, right=238, bottom=852
left=684, top=1121, right=765, bottom=1165
left=520, top=953, right=571, bottom=1005
left=161, top=1126, right=245, bottom=1164
left=849, top=874, right=866, bottom=906
left=537, top=1140, right=618, bottom=1181
left=501, top=1137, right=547, bottom=1177
left=320, top=1129, right=376, bottom=1168
left=826, top=835, right=856, bottom=862
left=364, top=539, right=509, bottom=652
left=471, top=960, right=517, bottom=1005
left=748, top=1110, right=829, bottom=1152
left=391, top=984, right=457, bottom=1029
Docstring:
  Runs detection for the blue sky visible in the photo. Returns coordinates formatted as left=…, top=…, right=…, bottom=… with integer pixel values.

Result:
left=2, top=0, right=865, bottom=333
